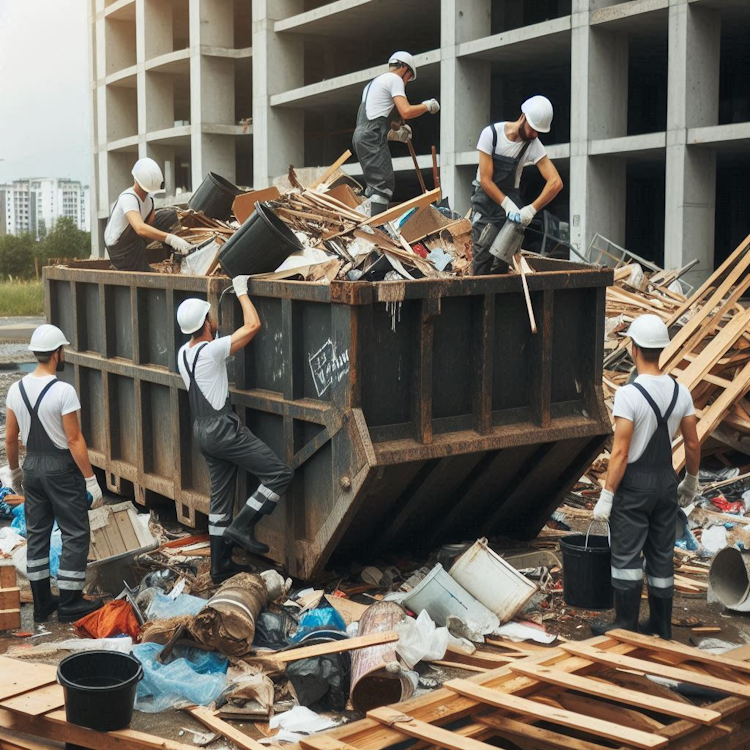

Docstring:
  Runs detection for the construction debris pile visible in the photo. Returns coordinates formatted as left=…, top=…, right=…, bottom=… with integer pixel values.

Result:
left=157, top=152, right=472, bottom=283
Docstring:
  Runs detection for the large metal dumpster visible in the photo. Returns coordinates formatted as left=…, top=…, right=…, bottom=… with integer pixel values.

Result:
left=44, top=257, right=612, bottom=579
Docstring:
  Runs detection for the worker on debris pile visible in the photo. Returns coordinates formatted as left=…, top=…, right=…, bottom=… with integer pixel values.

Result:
left=352, top=51, right=440, bottom=216
left=470, top=96, right=563, bottom=275
left=5, top=325, right=104, bottom=623
left=176, top=278, right=293, bottom=583
left=591, top=314, right=701, bottom=639
left=104, top=157, right=191, bottom=272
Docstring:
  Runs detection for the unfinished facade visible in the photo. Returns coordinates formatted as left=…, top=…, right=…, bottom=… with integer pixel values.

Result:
left=89, top=0, right=750, bottom=284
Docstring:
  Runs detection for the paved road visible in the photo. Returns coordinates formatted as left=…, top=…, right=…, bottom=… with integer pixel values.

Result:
left=0, top=317, right=45, bottom=343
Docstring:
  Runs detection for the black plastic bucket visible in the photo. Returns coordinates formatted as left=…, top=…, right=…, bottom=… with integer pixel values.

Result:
left=57, top=650, right=143, bottom=732
left=560, top=524, right=613, bottom=610
left=188, top=172, right=243, bottom=221
left=219, top=202, right=303, bottom=277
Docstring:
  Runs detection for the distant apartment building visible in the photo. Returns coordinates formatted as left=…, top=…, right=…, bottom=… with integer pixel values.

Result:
left=1, top=179, right=90, bottom=237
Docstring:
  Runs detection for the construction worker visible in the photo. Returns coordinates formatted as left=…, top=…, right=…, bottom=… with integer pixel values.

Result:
left=471, top=96, right=563, bottom=275
left=592, top=314, right=701, bottom=639
left=176, top=277, right=293, bottom=583
left=352, top=51, right=440, bottom=216
left=104, top=157, right=191, bottom=272
left=5, top=325, right=104, bottom=623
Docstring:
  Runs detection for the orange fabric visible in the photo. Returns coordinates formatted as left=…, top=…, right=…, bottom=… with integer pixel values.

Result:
left=74, top=598, right=141, bottom=640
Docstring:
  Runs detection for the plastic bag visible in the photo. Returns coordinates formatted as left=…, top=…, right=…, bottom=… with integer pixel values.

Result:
left=253, top=610, right=294, bottom=650
left=133, top=642, right=228, bottom=713
left=395, top=611, right=473, bottom=670
left=145, top=591, right=206, bottom=621
left=286, top=652, right=350, bottom=711
left=290, top=606, right=346, bottom=643
left=10, top=504, right=26, bottom=537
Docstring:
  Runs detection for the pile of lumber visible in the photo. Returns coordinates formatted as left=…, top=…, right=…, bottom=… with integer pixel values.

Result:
left=598, top=234, right=750, bottom=475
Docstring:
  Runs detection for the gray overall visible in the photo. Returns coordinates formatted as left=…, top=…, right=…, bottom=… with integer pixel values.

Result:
left=470, top=126, right=530, bottom=275
left=352, top=80, right=395, bottom=212
left=21, top=379, right=90, bottom=592
left=183, top=344, right=293, bottom=537
left=610, top=379, right=680, bottom=599
left=105, top=189, right=177, bottom=272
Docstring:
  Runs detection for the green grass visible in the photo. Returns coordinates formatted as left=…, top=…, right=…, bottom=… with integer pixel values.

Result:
left=0, top=280, right=44, bottom=316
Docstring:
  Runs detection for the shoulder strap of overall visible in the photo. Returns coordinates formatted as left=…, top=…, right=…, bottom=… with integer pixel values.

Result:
left=18, top=379, right=59, bottom=416
left=519, top=140, right=531, bottom=161
left=631, top=382, right=666, bottom=425
left=185, top=343, right=210, bottom=381
left=492, top=124, right=499, bottom=154
left=363, top=79, right=374, bottom=105
left=663, top=377, right=680, bottom=421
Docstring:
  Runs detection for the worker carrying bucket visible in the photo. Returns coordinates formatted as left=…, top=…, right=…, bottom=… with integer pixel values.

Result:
left=470, top=96, right=563, bottom=275
left=352, top=52, right=440, bottom=216
left=176, top=278, right=293, bottom=583
left=591, top=314, right=701, bottom=639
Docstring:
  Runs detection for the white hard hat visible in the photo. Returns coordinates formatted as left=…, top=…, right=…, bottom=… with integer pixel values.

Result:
left=29, top=324, right=69, bottom=352
left=389, top=51, right=417, bottom=80
left=628, top=314, right=671, bottom=349
left=132, top=157, right=164, bottom=193
left=521, top=95, right=554, bottom=133
left=177, top=298, right=212, bottom=335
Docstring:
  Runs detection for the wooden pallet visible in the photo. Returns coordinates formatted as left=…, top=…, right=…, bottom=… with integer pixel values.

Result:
left=0, top=656, right=196, bottom=750
left=295, top=632, right=750, bottom=750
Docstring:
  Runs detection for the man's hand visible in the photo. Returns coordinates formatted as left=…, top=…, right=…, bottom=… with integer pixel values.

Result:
left=677, top=473, right=700, bottom=507
left=86, top=475, right=104, bottom=509
left=9, top=467, right=23, bottom=493
left=232, top=275, right=250, bottom=297
left=422, top=99, right=440, bottom=115
left=165, top=234, right=192, bottom=254
left=515, top=205, right=537, bottom=226
left=387, top=125, right=412, bottom=143
left=501, top=196, right=520, bottom=216
left=593, top=489, right=614, bottom=522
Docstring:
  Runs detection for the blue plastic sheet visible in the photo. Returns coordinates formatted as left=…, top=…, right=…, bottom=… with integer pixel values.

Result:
left=0, top=487, right=14, bottom=520
left=10, top=504, right=26, bottom=537
left=290, top=606, right=347, bottom=643
left=11, top=505, right=62, bottom=577
left=145, top=591, right=206, bottom=621
left=133, top=642, right=228, bottom=713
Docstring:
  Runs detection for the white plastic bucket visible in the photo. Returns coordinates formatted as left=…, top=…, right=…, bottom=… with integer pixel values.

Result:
left=449, top=538, right=537, bottom=623
left=401, top=563, right=499, bottom=635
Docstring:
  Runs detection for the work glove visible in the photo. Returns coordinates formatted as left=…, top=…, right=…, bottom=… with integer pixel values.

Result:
left=387, top=124, right=413, bottom=143
left=422, top=99, right=440, bottom=115
left=501, top=196, right=520, bottom=217
left=232, top=275, right=250, bottom=297
left=165, top=233, right=192, bottom=254
left=9, top=467, right=23, bottom=493
left=677, top=473, right=700, bottom=507
left=593, top=489, right=614, bottom=522
left=512, top=204, right=537, bottom=227
left=86, top=475, right=104, bottom=510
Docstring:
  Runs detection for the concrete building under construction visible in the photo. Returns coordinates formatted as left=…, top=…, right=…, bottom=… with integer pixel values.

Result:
left=88, top=0, right=750, bottom=285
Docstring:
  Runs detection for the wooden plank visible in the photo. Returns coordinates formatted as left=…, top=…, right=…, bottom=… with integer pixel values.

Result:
left=301, top=737, right=363, bottom=750
left=513, top=255, right=537, bottom=334
left=270, top=632, right=400, bottom=664
left=607, top=629, right=750, bottom=675
left=561, top=643, right=750, bottom=698
left=0, top=728, right=62, bottom=749
left=509, top=661, right=720, bottom=724
left=476, top=714, right=613, bottom=750
left=445, top=679, right=667, bottom=749
left=0, top=660, right=56, bottom=702
left=185, top=706, right=266, bottom=750
left=359, top=189, right=441, bottom=227
left=309, top=150, right=353, bottom=189
left=0, top=685, right=65, bottom=716
left=0, top=610, right=21, bottom=631
left=367, top=708, right=498, bottom=750
left=232, top=187, right=282, bottom=224
left=113, top=509, right=141, bottom=552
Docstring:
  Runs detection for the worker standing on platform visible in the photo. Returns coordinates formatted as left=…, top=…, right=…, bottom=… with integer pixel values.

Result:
left=352, top=51, right=440, bottom=216
left=176, top=278, right=293, bottom=583
left=592, top=315, right=701, bottom=639
left=471, top=96, right=563, bottom=275
left=5, top=325, right=104, bottom=623
left=104, top=157, right=191, bottom=272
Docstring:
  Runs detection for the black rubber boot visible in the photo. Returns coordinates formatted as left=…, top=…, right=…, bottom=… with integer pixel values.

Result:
left=224, top=505, right=269, bottom=555
left=58, top=590, right=104, bottom=623
left=210, top=538, right=254, bottom=584
left=590, top=586, right=642, bottom=636
left=639, top=591, right=673, bottom=640
left=30, top=579, right=59, bottom=623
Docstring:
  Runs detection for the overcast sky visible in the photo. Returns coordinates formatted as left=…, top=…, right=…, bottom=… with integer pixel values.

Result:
left=0, top=0, right=90, bottom=185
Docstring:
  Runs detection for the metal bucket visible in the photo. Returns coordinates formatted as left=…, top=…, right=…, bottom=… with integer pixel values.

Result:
left=709, top=547, right=750, bottom=612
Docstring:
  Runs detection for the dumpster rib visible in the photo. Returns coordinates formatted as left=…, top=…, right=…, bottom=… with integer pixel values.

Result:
left=471, top=294, right=494, bottom=435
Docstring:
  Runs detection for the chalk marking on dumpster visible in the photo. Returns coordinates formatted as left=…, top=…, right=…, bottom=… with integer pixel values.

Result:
left=309, top=339, right=349, bottom=396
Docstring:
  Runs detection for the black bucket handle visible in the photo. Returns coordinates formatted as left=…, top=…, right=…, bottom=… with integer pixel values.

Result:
left=584, top=520, right=611, bottom=549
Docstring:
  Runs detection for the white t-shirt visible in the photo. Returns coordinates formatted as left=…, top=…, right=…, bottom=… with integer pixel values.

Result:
left=362, top=73, right=406, bottom=120
left=612, top=374, right=695, bottom=463
left=104, top=188, right=154, bottom=247
left=475, top=123, right=547, bottom=188
left=7, top=375, right=81, bottom=450
left=177, top=336, right=233, bottom=411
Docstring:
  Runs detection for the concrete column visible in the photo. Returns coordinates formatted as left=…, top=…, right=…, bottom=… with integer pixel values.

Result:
left=664, top=2, right=720, bottom=284
left=190, top=0, right=204, bottom=190
left=135, top=0, right=147, bottom=155
left=252, top=0, right=305, bottom=188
